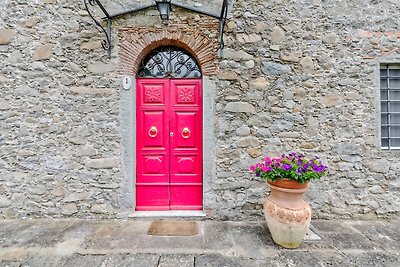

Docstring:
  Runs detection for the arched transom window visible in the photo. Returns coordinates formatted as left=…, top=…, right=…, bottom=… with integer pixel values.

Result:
left=137, top=46, right=202, bottom=78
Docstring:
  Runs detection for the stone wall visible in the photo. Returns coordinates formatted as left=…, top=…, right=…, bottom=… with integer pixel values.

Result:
left=0, top=0, right=399, bottom=220
left=215, top=0, right=400, bottom=220
left=0, top=0, right=124, bottom=218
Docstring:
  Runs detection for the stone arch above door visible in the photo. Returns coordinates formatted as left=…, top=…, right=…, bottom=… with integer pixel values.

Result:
left=118, top=28, right=219, bottom=76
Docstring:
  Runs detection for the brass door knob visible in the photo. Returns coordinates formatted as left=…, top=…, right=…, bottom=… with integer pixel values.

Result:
left=148, top=126, right=158, bottom=138
left=182, top=127, right=190, bottom=139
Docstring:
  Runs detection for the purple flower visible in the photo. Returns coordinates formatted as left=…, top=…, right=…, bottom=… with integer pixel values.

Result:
left=282, top=164, right=292, bottom=171
left=312, top=165, right=325, bottom=173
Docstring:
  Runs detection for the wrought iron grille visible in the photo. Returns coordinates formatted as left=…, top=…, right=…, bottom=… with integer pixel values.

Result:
left=380, top=64, right=400, bottom=149
left=137, top=46, right=202, bottom=78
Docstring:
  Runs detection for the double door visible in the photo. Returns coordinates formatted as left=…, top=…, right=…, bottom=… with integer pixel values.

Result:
left=136, top=79, right=203, bottom=210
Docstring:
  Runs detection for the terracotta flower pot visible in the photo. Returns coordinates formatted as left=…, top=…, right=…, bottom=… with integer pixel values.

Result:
left=263, top=179, right=311, bottom=248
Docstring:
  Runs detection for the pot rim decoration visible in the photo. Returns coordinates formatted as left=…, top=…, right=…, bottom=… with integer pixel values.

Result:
left=267, top=178, right=309, bottom=190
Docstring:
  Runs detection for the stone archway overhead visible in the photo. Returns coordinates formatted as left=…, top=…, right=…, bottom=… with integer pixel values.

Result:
left=119, top=28, right=219, bottom=76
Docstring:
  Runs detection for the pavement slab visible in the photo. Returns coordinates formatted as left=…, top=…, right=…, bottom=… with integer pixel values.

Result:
left=158, top=254, right=194, bottom=267
left=195, top=254, right=242, bottom=267
left=201, top=222, right=236, bottom=256
left=321, top=232, right=378, bottom=250
left=0, top=219, right=398, bottom=267
left=272, top=250, right=350, bottom=266
left=229, top=222, right=278, bottom=259
left=98, top=254, right=160, bottom=267
left=345, top=251, right=400, bottom=267
left=0, top=220, right=75, bottom=248
left=345, top=220, right=400, bottom=254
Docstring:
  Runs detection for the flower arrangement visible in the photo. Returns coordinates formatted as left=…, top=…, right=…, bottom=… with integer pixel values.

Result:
left=249, top=152, right=329, bottom=184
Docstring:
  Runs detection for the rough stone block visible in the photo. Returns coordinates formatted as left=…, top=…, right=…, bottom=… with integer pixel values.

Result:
left=278, top=132, right=301, bottom=138
left=226, top=21, right=236, bottom=30
left=63, top=192, right=92, bottom=202
left=269, top=26, right=285, bottom=43
left=24, top=17, right=39, bottom=28
left=0, top=29, right=16, bottom=45
left=247, top=112, right=272, bottom=127
left=245, top=60, right=255, bottom=69
left=0, top=99, right=11, bottom=110
left=61, top=203, right=78, bottom=215
left=280, top=52, right=302, bottom=62
left=236, top=136, right=260, bottom=148
left=221, top=48, right=254, bottom=60
left=366, top=159, right=390, bottom=173
left=322, top=33, right=339, bottom=44
left=236, top=125, right=251, bottom=136
left=0, top=196, right=11, bottom=207
left=224, top=102, right=256, bottom=113
left=248, top=147, right=261, bottom=158
left=90, top=204, right=113, bottom=214
left=85, top=158, right=119, bottom=169
left=32, top=44, right=54, bottom=61
left=88, top=62, right=116, bottom=74
left=69, top=86, right=113, bottom=95
left=76, top=147, right=97, bottom=157
left=13, top=85, right=39, bottom=96
left=249, top=77, right=269, bottom=90
left=237, top=33, right=262, bottom=43
left=80, top=41, right=103, bottom=50
left=321, top=94, right=342, bottom=107
left=261, top=61, right=290, bottom=75
left=300, top=57, right=314, bottom=73
left=0, top=75, right=10, bottom=83
left=51, top=186, right=67, bottom=197
left=217, top=70, right=238, bottom=80
left=68, top=137, right=87, bottom=145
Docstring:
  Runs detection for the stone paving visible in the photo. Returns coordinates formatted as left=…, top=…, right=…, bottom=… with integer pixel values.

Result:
left=0, top=219, right=399, bottom=266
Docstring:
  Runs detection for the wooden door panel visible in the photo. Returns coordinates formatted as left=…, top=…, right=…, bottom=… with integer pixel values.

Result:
left=169, top=154, right=202, bottom=182
left=136, top=185, right=169, bottom=211
left=170, top=185, right=202, bottom=210
left=141, top=83, right=166, bottom=105
left=172, top=83, right=199, bottom=106
left=142, top=111, right=167, bottom=148
left=172, top=111, right=198, bottom=148
left=137, top=152, right=169, bottom=182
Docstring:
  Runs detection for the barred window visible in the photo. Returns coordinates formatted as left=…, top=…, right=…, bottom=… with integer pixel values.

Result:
left=380, top=64, right=400, bottom=149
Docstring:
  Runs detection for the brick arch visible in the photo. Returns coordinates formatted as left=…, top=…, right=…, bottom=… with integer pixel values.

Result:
left=119, top=28, right=218, bottom=76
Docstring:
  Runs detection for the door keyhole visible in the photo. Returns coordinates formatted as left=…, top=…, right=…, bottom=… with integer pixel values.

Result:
left=170, top=132, right=174, bottom=137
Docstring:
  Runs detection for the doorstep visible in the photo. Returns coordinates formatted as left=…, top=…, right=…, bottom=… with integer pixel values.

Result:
left=129, top=210, right=207, bottom=218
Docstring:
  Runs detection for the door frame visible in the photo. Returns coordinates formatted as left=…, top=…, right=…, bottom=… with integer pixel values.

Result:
left=135, top=78, right=203, bottom=211
left=119, top=76, right=217, bottom=216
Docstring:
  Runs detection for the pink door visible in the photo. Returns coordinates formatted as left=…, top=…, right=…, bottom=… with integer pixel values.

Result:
left=136, top=78, right=203, bottom=210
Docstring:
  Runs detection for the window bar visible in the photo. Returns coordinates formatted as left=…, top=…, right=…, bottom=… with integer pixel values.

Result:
left=386, top=64, right=391, bottom=149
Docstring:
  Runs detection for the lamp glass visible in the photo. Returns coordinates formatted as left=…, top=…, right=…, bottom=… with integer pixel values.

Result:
left=156, top=1, right=171, bottom=22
